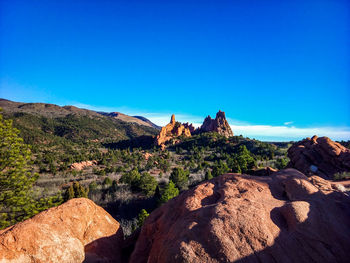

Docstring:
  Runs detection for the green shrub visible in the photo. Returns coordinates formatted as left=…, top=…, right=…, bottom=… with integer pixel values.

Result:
left=205, top=170, right=213, bottom=180
left=120, top=168, right=141, bottom=188
left=89, top=181, right=98, bottom=191
left=159, top=180, right=179, bottom=204
left=64, top=181, right=89, bottom=201
left=138, top=173, right=158, bottom=197
left=137, top=209, right=149, bottom=227
left=212, top=160, right=229, bottom=177
left=103, top=177, right=113, bottom=186
left=334, top=172, right=350, bottom=181
left=170, top=167, right=189, bottom=191
left=275, top=157, right=288, bottom=169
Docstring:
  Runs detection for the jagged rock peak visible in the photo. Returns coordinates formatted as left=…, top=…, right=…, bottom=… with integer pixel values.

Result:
left=155, top=114, right=191, bottom=147
left=170, top=114, right=175, bottom=125
left=200, top=110, right=234, bottom=137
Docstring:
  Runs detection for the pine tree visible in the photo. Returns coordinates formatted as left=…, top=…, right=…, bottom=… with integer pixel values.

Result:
left=138, top=172, right=158, bottom=197
left=159, top=180, right=179, bottom=204
left=0, top=112, right=38, bottom=229
left=64, top=181, right=88, bottom=201
left=169, top=167, right=189, bottom=191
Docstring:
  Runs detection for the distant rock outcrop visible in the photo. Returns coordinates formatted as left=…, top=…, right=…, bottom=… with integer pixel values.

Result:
left=288, top=135, right=350, bottom=179
left=70, top=160, right=97, bottom=171
left=130, top=169, right=350, bottom=263
left=155, top=114, right=191, bottom=146
left=199, top=110, right=233, bottom=137
left=0, top=198, right=123, bottom=263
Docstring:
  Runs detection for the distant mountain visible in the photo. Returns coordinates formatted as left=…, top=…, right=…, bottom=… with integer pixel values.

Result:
left=133, top=116, right=161, bottom=130
left=98, top=112, right=160, bottom=130
left=0, top=99, right=158, bottom=145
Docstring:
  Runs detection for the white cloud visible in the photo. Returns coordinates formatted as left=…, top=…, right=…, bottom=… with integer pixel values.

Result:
left=231, top=124, right=350, bottom=142
left=69, top=102, right=350, bottom=142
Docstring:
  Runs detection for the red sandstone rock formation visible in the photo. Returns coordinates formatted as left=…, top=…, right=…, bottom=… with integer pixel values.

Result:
left=288, top=135, right=350, bottom=179
left=199, top=110, right=233, bottom=137
left=155, top=114, right=191, bottom=147
left=183, top=122, right=196, bottom=133
left=0, top=198, right=123, bottom=263
left=70, top=160, right=97, bottom=171
left=130, top=168, right=350, bottom=263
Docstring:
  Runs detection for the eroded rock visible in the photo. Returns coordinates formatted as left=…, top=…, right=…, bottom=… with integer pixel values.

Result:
left=70, top=160, right=97, bottom=171
left=155, top=114, right=191, bottom=147
left=130, top=168, right=350, bottom=263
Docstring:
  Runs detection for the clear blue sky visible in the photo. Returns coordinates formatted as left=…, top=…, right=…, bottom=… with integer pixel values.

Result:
left=0, top=0, right=349, bottom=141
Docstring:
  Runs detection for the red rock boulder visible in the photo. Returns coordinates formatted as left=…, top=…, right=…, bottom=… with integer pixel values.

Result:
left=130, top=168, right=350, bottom=263
left=287, top=135, right=350, bottom=179
left=0, top=198, right=123, bottom=263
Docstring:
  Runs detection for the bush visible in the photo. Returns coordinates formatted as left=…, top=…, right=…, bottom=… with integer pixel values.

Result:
left=170, top=167, right=189, bottom=191
left=89, top=181, right=98, bottom=191
left=64, top=181, right=89, bottom=201
left=159, top=180, right=179, bottom=204
left=137, top=209, right=149, bottom=227
left=334, top=172, right=350, bottom=181
left=275, top=157, right=288, bottom=170
left=120, top=168, right=141, bottom=188
left=205, top=170, right=213, bottom=180
left=138, top=173, right=158, bottom=197
left=212, top=160, right=229, bottom=177
left=103, top=177, right=113, bottom=186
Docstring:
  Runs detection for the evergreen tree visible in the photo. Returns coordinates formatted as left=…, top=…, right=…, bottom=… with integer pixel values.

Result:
left=170, top=167, right=189, bottom=191
left=159, top=180, right=179, bottom=204
left=0, top=112, right=38, bottom=228
left=138, top=172, right=158, bottom=197
left=275, top=157, right=288, bottom=170
left=64, top=181, right=89, bottom=201
left=212, top=160, right=229, bottom=177
left=120, top=168, right=141, bottom=188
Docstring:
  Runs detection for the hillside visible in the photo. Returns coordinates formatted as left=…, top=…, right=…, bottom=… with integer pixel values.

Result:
left=0, top=99, right=159, bottom=145
left=99, top=111, right=161, bottom=130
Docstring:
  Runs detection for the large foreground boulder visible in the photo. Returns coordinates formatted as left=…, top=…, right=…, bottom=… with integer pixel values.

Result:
left=0, top=198, right=123, bottom=263
left=130, top=168, right=350, bottom=263
left=288, top=135, right=350, bottom=179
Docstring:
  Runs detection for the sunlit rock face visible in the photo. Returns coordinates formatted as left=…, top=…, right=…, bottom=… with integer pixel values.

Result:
left=0, top=198, right=123, bottom=263
left=288, top=135, right=350, bottom=179
left=130, top=169, right=350, bottom=263
left=155, top=114, right=191, bottom=146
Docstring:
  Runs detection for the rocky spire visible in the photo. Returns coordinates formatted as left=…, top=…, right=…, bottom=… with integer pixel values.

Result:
left=170, top=114, right=175, bottom=125
left=199, top=110, right=233, bottom=137
left=155, top=114, right=192, bottom=147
